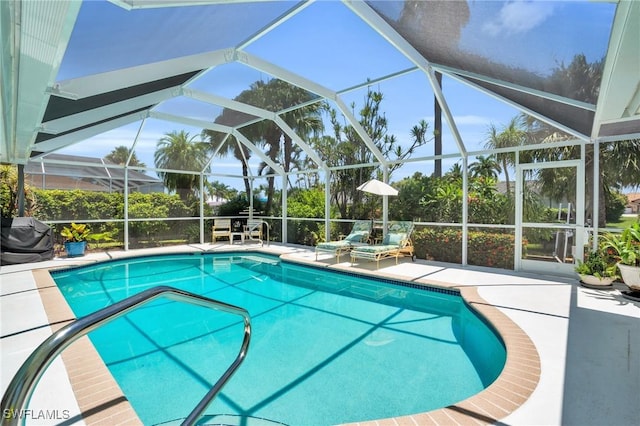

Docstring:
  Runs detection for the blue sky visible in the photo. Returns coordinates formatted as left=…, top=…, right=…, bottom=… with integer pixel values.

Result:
left=55, top=0, right=616, bottom=190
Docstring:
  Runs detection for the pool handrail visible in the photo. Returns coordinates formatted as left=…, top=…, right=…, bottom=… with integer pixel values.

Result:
left=0, top=285, right=251, bottom=426
left=244, top=219, right=270, bottom=246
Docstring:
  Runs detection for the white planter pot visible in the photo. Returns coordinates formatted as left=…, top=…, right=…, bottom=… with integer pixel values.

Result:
left=617, top=263, right=640, bottom=290
left=578, top=274, right=615, bottom=286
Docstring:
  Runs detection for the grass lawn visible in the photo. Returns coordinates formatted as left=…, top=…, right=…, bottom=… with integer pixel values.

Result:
left=606, top=215, right=639, bottom=230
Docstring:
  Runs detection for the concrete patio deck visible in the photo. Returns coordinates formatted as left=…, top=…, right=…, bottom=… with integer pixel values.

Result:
left=1, top=243, right=638, bottom=425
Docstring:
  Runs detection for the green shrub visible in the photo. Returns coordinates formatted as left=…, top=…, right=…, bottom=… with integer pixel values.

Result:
left=391, top=173, right=514, bottom=225
left=34, top=189, right=192, bottom=244
left=605, top=190, right=627, bottom=222
left=414, top=228, right=462, bottom=264
left=34, top=189, right=123, bottom=221
left=413, top=227, right=521, bottom=270
left=286, top=187, right=338, bottom=245
left=287, top=219, right=322, bottom=245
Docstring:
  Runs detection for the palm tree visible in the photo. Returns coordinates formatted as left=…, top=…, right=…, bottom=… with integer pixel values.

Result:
left=520, top=121, right=640, bottom=226
left=603, top=139, right=640, bottom=189
left=104, top=145, right=146, bottom=167
left=484, top=116, right=525, bottom=197
left=202, top=129, right=253, bottom=197
left=445, top=162, right=463, bottom=183
left=213, top=79, right=324, bottom=214
left=281, top=99, right=324, bottom=186
left=154, top=130, right=210, bottom=201
left=399, top=0, right=469, bottom=178
left=520, top=108, right=640, bottom=226
left=469, top=155, right=501, bottom=180
left=518, top=53, right=634, bottom=226
left=255, top=80, right=324, bottom=214
left=207, top=180, right=236, bottom=203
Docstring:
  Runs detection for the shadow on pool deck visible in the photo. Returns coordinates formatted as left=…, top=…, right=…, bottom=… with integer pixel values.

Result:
left=561, top=284, right=640, bottom=425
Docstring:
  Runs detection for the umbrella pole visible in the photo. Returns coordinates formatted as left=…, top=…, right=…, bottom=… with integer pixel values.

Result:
left=370, top=197, right=374, bottom=233
left=371, top=197, right=374, bottom=221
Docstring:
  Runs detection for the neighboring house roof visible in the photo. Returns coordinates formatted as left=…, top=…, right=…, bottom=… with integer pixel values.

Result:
left=496, top=181, right=514, bottom=195
left=626, top=193, right=640, bottom=205
left=24, top=153, right=163, bottom=192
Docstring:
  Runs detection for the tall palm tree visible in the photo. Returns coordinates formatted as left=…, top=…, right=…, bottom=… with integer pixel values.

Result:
left=254, top=80, right=324, bottom=214
left=520, top=116, right=640, bottom=226
left=104, top=145, right=146, bottom=167
left=214, top=79, right=324, bottom=214
left=604, top=139, right=640, bottom=188
left=519, top=53, right=632, bottom=226
left=202, top=129, right=253, bottom=197
left=399, top=0, right=469, bottom=178
left=281, top=99, right=324, bottom=185
left=154, top=130, right=210, bottom=201
left=484, top=116, right=525, bottom=197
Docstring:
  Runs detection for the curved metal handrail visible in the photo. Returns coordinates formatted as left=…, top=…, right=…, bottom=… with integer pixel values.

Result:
left=0, top=285, right=251, bottom=426
left=261, top=220, right=270, bottom=246
left=244, top=219, right=270, bottom=246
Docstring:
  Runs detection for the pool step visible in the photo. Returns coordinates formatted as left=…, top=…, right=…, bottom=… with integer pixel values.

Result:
left=241, top=255, right=280, bottom=265
left=348, top=282, right=395, bottom=300
left=202, top=414, right=288, bottom=426
left=212, top=255, right=280, bottom=272
left=158, top=414, right=287, bottom=426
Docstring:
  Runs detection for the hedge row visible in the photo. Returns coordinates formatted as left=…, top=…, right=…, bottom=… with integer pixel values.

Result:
left=413, top=228, right=523, bottom=270
left=33, top=189, right=201, bottom=247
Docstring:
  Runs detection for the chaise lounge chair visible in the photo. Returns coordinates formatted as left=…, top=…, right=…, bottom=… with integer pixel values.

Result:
left=211, top=218, right=231, bottom=243
left=350, top=221, right=415, bottom=268
left=315, top=220, right=371, bottom=263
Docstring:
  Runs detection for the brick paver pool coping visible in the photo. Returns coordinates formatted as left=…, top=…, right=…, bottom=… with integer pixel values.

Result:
left=34, top=269, right=142, bottom=426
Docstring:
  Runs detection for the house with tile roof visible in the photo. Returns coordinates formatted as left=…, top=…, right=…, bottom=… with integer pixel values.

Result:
left=625, top=193, right=640, bottom=214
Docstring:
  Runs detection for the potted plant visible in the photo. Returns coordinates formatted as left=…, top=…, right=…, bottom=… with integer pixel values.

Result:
left=61, top=222, right=91, bottom=257
left=575, top=249, right=618, bottom=287
left=601, top=222, right=640, bottom=289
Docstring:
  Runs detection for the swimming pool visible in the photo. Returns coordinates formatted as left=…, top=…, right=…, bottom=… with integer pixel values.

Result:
left=52, top=253, right=506, bottom=425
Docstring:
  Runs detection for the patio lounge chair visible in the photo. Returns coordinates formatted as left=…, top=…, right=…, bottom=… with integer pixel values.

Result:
left=212, top=218, right=231, bottom=243
left=350, top=221, right=415, bottom=268
left=315, top=220, right=371, bottom=263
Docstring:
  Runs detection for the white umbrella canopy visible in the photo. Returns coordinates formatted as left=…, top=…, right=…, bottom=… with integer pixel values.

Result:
left=357, top=179, right=398, bottom=224
left=356, top=179, right=398, bottom=196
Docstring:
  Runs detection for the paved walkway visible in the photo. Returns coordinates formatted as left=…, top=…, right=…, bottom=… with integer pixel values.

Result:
left=1, top=244, right=638, bottom=425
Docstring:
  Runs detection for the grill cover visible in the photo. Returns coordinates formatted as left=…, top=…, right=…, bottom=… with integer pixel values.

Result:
left=1, top=217, right=54, bottom=265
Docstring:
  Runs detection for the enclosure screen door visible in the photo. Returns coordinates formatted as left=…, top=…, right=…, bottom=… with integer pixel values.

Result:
left=515, top=160, right=585, bottom=276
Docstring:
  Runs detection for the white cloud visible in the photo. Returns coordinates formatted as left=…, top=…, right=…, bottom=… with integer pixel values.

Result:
left=483, top=1, right=555, bottom=36
left=449, top=115, right=493, bottom=126
left=421, top=115, right=493, bottom=127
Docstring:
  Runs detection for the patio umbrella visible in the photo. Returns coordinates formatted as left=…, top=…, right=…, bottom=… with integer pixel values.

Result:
left=357, top=179, right=398, bottom=224
left=357, top=179, right=398, bottom=196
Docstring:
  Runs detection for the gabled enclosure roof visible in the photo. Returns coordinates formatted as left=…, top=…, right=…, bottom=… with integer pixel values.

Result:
left=1, top=0, right=639, bottom=167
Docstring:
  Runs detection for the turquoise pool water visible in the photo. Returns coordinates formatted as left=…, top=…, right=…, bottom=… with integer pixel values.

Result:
left=52, top=253, right=505, bottom=425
